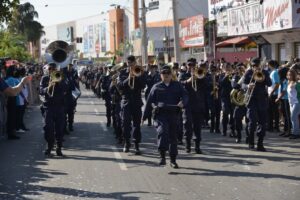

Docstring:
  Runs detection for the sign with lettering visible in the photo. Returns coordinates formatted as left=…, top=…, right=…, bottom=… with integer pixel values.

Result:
left=179, top=15, right=205, bottom=48
left=228, top=0, right=293, bottom=36
left=148, top=1, right=159, bottom=11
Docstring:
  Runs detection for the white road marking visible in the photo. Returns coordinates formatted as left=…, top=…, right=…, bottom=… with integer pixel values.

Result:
left=112, top=147, right=128, bottom=171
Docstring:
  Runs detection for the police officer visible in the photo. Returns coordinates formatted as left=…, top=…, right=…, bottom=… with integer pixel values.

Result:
left=117, top=55, right=146, bottom=154
left=182, top=63, right=207, bottom=154
left=40, top=63, right=67, bottom=156
left=219, top=63, right=235, bottom=137
left=100, top=65, right=112, bottom=127
left=143, top=65, right=188, bottom=168
left=244, top=57, right=272, bottom=151
left=145, top=64, right=161, bottom=126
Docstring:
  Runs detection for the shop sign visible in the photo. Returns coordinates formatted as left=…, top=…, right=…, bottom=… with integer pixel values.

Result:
left=179, top=15, right=205, bottom=48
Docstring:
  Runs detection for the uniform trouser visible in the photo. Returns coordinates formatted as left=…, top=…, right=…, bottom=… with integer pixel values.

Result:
left=268, top=95, right=279, bottom=130
left=44, top=106, right=65, bottom=148
left=16, top=105, right=26, bottom=130
left=65, top=103, right=75, bottom=128
left=234, top=106, right=248, bottom=139
left=222, top=100, right=234, bottom=134
left=281, top=99, right=291, bottom=133
left=112, top=103, right=122, bottom=140
left=105, top=99, right=112, bottom=124
left=209, top=99, right=221, bottom=131
left=247, top=100, right=267, bottom=145
left=183, top=111, right=203, bottom=143
left=178, top=113, right=184, bottom=142
left=155, top=113, right=180, bottom=157
left=6, top=97, right=16, bottom=137
left=121, top=104, right=142, bottom=145
left=145, top=93, right=152, bottom=125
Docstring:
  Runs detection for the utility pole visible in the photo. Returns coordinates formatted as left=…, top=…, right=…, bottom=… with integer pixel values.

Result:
left=113, top=21, right=116, bottom=57
left=141, top=0, right=148, bottom=65
left=172, top=0, right=181, bottom=64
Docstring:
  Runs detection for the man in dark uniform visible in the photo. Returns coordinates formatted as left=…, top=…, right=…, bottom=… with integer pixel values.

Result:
left=207, top=64, right=221, bottom=134
left=117, top=55, right=146, bottom=154
left=110, top=72, right=123, bottom=144
left=40, top=63, right=67, bottom=156
left=244, top=57, right=272, bottom=151
left=143, top=65, right=189, bottom=168
left=145, top=64, right=161, bottom=126
left=231, top=64, right=249, bottom=143
left=100, top=66, right=112, bottom=127
left=219, top=63, right=235, bottom=137
left=63, top=64, right=78, bottom=132
left=182, top=63, right=207, bottom=153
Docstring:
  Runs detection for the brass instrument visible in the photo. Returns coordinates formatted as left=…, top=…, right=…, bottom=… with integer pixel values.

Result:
left=243, top=69, right=265, bottom=106
left=45, top=40, right=73, bottom=69
left=191, top=67, right=206, bottom=91
left=128, top=65, right=143, bottom=89
left=211, top=73, right=218, bottom=99
left=47, top=71, right=63, bottom=97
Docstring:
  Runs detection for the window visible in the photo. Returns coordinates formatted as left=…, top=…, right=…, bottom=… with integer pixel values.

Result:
left=278, top=43, right=286, bottom=64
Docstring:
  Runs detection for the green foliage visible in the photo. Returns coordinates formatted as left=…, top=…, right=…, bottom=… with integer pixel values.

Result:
left=0, top=31, right=31, bottom=61
left=0, top=0, right=20, bottom=23
left=8, top=2, right=44, bottom=43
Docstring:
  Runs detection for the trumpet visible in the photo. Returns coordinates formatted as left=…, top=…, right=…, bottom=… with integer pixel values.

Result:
left=128, top=65, right=143, bottom=89
left=47, top=71, right=63, bottom=97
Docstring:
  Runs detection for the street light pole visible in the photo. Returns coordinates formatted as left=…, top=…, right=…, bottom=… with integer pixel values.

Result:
left=141, top=0, right=148, bottom=65
left=113, top=21, right=116, bottom=56
left=172, top=0, right=181, bottom=64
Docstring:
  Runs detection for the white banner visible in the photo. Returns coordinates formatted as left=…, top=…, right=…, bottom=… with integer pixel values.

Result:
left=228, top=0, right=293, bottom=36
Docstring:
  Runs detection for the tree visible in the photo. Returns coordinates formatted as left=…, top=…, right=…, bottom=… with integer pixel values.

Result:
left=0, top=0, right=19, bottom=23
left=0, top=30, right=31, bottom=61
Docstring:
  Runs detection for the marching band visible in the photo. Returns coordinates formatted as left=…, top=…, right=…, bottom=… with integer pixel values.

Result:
left=40, top=46, right=300, bottom=167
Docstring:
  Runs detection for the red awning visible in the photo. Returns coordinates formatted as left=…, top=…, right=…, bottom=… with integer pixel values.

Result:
left=216, top=37, right=251, bottom=47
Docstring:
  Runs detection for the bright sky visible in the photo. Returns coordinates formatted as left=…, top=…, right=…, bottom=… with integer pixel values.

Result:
left=20, top=0, right=131, bottom=27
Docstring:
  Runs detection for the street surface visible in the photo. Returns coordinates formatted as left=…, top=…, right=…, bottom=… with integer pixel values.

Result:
left=0, top=88, right=299, bottom=200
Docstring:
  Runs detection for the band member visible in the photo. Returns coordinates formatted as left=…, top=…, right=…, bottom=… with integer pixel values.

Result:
left=100, top=65, right=113, bottom=127
left=231, top=64, right=249, bottom=143
left=63, top=64, right=78, bottom=132
left=143, top=65, right=188, bottom=168
left=207, top=64, right=221, bottom=134
left=40, top=63, right=67, bottom=156
left=182, top=63, right=207, bottom=153
left=267, top=60, right=280, bottom=132
left=220, top=63, right=235, bottom=137
left=110, top=72, right=123, bottom=144
left=145, top=65, right=161, bottom=126
left=244, top=57, right=272, bottom=151
left=118, top=55, right=146, bottom=154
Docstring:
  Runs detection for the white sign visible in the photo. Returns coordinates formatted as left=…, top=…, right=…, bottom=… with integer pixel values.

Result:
left=228, top=0, right=292, bottom=36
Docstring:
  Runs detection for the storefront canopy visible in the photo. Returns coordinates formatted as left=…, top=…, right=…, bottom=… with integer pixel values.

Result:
left=216, top=37, right=251, bottom=47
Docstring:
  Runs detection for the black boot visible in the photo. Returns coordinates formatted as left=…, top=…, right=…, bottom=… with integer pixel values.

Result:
left=69, top=124, right=73, bottom=132
left=186, top=139, right=191, bottom=153
left=123, top=142, right=130, bottom=153
left=170, top=156, right=179, bottom=169
left=159, top=150, right=166, bottom=165
left=44, top=143, right=54, bottom=157
left=56, top=143, right=64, bottom=156
left=257, top=138, right=266, bottom=152
left=134, top=143, right=141, bottom=155
left=195, top=141, right=202, bottom=154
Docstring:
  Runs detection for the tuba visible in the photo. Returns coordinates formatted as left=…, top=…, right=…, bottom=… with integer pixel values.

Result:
left=45, top=40, right=73, bottom=69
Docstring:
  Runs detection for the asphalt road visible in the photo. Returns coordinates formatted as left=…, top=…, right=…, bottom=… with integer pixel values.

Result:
left=0, top=88, right=299, bottom=200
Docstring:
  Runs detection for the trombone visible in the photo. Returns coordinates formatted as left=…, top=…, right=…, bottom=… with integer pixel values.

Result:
left=128, top=65, right=143, bottom=89
left=191, top=67, right=206, bottom=91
